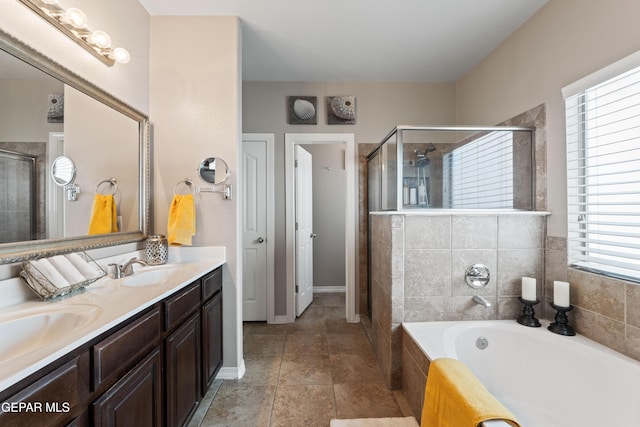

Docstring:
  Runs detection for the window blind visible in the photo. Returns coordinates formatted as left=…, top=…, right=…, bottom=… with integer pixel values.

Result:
left=565, top=64, right=640, bottom=282
left=443, top=131, right=513, bottom=209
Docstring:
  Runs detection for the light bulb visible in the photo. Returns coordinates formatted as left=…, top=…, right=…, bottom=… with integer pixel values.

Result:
left=90, top=30, right=111, bottom=49
left=111, top=47, right=130, bottom=64
left=62, top=8, right=87, bottom=29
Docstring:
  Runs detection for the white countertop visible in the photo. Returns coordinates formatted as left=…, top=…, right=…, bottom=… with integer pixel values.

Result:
left=0, top=246, right=225, bottom=393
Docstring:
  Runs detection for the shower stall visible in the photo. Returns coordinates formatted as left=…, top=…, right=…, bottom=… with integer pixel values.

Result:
left=0, top=148, right=36, bottom=243
left=365, top=125, right=536, bottom=316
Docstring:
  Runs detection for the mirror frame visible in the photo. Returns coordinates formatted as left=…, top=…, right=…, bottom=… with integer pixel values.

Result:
left=0, top=28, right=150, bottom=264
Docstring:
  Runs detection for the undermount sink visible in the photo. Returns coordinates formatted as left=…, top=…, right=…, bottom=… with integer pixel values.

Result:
left=122, top=266, right=181, bottom=287
left=0, top=304, right=102, bottom=363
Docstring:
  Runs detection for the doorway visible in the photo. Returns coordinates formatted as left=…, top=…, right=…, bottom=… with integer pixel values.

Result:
left=284, top=133, right=357, bottom=323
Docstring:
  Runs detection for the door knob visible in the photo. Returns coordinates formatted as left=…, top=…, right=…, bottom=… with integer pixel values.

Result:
left=257, top=237, right=264, bottom=243
left=310, top=233, right=317, bottom=239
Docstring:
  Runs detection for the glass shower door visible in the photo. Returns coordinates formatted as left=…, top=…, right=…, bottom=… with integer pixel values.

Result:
left=0, top=149, right=35, bottom=243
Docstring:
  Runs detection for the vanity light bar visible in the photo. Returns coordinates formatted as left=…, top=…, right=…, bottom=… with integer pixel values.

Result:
left=17, top=0, right=130, bottom=66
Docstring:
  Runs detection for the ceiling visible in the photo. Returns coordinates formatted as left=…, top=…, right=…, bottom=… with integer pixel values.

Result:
left=140, top=0, right=547, bottom=82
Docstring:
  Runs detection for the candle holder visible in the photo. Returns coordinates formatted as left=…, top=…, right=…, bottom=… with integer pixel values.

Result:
left=548, top=303, right=576, bottom=336
left=517, top=297, right=541, bottom=327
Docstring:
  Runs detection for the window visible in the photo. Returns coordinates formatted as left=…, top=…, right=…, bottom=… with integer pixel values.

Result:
left=443, top=131, right=514, bottom=209
left=564, top=56, right=640, bottom=282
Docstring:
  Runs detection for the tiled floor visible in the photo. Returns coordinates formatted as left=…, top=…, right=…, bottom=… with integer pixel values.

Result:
left=196, top=293, right=409, bottom=426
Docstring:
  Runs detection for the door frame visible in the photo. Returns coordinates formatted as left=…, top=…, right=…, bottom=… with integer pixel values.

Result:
left=242, top=133, right=275, bottom=323
left=284, top=133, right=358, bottom=323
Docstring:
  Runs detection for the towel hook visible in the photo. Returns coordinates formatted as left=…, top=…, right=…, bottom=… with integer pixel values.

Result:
left=96, top=178, right=117, bottom=195
left=174, top=178, right=195, bottom=195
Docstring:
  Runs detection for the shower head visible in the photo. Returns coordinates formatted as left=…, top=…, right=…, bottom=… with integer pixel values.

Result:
left=414, top=144, right=436, bottom=167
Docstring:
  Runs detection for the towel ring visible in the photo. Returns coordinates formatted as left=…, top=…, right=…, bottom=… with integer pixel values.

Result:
left=174, top=178, right=195, bottom=195
left=96, top=178, right=117, bottom=195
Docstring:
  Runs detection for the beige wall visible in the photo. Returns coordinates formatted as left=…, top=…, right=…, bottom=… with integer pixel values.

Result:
left=149, top=16, right=242, bottom=369
left=243, top=81, right=456, bottom=314
left=0, top=0, right=150, bottom=113
left=455, top=0, right=640, bottom=237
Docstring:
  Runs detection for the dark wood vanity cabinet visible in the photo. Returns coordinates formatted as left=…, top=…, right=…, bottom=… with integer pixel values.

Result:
left=0, top=266, right=224, bottom=427
left=92, top=347, right=163, bottom=427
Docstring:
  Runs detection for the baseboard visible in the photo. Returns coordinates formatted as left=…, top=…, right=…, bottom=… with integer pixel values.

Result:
left=314, top=286, right=346, bottom=293
left=215, top=359, right=246, bottom=380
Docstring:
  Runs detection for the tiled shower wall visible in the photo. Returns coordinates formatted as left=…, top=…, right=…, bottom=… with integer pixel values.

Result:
left=369, top=212, right=548, bottom=389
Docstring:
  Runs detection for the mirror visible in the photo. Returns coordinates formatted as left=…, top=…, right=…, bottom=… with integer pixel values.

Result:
left=198, top=157, right=230, bottom=184
left=0, top=28, right=149, bottom=264
left=51, top=156, right=76, bottom=186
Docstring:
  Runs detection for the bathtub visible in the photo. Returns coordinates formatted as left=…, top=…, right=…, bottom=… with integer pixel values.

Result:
left=402, top=320, right=640, bottom=427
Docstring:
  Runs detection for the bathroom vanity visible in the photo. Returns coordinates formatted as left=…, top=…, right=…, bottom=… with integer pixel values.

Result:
left=0, top=250, right=224, bottom=427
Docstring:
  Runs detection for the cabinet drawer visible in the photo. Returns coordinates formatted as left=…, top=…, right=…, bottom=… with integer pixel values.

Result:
left=0, top=353, right=89, bottom=427
left=93, top=306, right=162, bottom=389
left=165, top=281, right=201, bottom=331
left=202, top=267, right=222, bottom=301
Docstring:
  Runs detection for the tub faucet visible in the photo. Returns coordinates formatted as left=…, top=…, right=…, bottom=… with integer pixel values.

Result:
left=122, top=257, right=147, bottom=276
left=473, top=295, right=492, bottom=309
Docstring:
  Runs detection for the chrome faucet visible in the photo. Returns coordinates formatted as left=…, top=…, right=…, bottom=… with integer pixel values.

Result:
left=473, top=295, right=492, bottom=309
left=108, top=257, right=147, bottom=279
left=122, top=257, right=147, bottom=276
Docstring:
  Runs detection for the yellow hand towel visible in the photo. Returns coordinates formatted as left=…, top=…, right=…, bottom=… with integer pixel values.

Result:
left=421, top=358, right=520, bottom=427
left=167, top=194, right=196, bottom=246
left=88, top=194, right=118, bottom=235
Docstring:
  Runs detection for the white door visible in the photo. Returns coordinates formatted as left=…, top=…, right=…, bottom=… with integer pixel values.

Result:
left=242, top=136, right=273, bottom=321
left=295, top=145, right=314, bottom=316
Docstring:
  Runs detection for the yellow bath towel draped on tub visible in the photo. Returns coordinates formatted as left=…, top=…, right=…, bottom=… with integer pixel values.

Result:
left=88, top=194, right=118, bottom=235
left=421, top=358, right=520, bottom=427
left=167, top=193, right=196, bottom=246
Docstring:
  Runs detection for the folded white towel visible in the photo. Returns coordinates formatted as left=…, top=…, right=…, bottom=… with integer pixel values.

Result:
left=65, top=253, right=102, bottom=280
left=50, top=255, right=86, bottom=284
left=33, top=258, right=70, bottom=289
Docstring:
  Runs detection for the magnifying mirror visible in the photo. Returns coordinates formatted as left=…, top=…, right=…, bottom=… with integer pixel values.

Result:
left=198, top=157, right=230, bottom=184
left=51, top=155, right=77, bottom=186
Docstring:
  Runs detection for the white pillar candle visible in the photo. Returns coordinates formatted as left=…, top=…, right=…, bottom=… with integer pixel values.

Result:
left=554, top=281, right=571, bottom=307
left=522, top=277, right=537, bottom=301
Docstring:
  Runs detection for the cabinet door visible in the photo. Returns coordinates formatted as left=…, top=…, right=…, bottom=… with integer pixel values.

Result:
left=202, top=291, right=223, bottom=394
left=93, top=347, right=162, bottom=427
left=165, top=312, right=201, bottom=427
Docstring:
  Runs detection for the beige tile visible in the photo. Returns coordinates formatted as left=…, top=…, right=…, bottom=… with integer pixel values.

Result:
left=404, top=249, right=451, bottom=297
left=451, top=216, right=497, bottom=249
left=497, top=296, right=525, bottom=321
left=314, top=293, right=345, bottom=307
left=327, top=333, right=374, bottom=356
left=497, top=215, right=544, bottom=249
left=497, top=249, right=543, bottom=297
left=286, top=317, right=327, bottom=335
left=324, top=317, right=366, bottom=334
left=451, top=296, right=496, bottom=320
left=401, top=344, right=427, bottom=420
left=283, top=334, right=328, bottom=356
left=568, top=269, right=625, bottom=322
left=270, top=384, right=335, bottom=427
left=624, top=324, right=640, bottom=362
left=243, top=321, right=289, bottom=337
left=572, top=306, right=626, bottom=354
left=227, top=356, right=281, bottom=386
left=333, top=383, right=403, bottom=419
left=626, top=285, right=640, bottom=328
left=201, top=383, right=275, bottom=427
left=279, top=355, right=332, bottom=385
left=405, top=215, right=451, bottom=249
left=243, top=334, right=286, bottom=356
left=330, top=353, right=384, bottom=384
left=404, top=297, right=451, bottom=322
